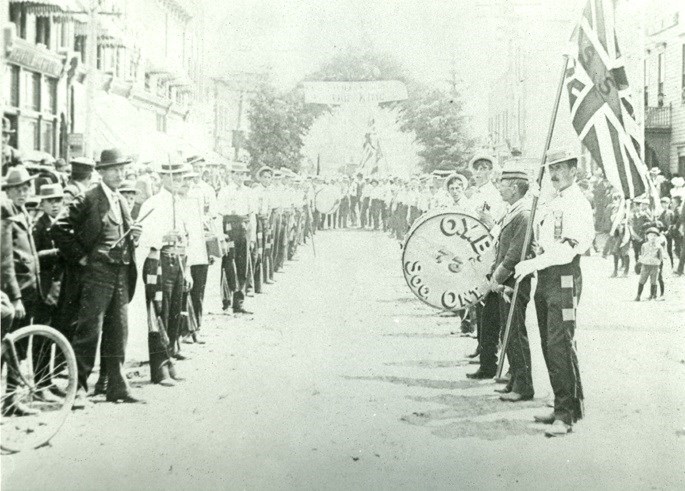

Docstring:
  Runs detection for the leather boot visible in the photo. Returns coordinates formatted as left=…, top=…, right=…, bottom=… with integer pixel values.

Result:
left=649, top=285, right=657, bottom=300
left=106, top=358, right=144, bottom=404
left=93, top=371, right=108, bottom=396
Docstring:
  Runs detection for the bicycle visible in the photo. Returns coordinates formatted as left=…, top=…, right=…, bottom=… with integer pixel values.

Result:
left=1, top=324, right=77, bottom=453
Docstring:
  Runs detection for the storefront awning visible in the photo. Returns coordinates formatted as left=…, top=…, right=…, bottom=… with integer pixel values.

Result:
left=10, top=0, right=81, bottom=20
left=73, top=15, right=130, bottom=48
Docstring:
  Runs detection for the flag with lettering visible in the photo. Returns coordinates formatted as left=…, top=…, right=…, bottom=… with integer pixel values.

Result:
left=565, top=0, right=652, bottom=199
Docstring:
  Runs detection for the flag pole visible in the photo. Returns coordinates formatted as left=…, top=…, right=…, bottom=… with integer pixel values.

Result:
left=496, top=55, right=569, bottom=379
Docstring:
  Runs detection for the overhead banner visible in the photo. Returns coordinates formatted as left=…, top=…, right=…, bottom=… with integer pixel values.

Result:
left=302, top=81, right=408, bottom=105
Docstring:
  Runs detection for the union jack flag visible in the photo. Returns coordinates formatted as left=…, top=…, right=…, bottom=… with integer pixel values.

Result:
left=566, top=0, right=652, bottom=199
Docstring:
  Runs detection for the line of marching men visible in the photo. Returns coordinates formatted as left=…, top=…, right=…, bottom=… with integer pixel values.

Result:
left=1, top=147, right=315, bottom=413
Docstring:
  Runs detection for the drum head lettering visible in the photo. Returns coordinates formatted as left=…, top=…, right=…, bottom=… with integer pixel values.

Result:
left=402, top=211, right=495, bottom=311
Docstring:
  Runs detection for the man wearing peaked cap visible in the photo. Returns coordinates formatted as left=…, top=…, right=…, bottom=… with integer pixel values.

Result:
left=468, top=160, right=536, bottom=404
left=51, top=148, right=143, bottom=406
left=513, top=147, right=594, bottom=437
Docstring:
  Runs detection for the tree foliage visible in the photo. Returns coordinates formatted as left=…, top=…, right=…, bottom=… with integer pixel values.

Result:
left=399, top=86, right=475, bottom=173
left=244, top=85, right=318, bottom=173
left=245, top=48, right=474, bottom=175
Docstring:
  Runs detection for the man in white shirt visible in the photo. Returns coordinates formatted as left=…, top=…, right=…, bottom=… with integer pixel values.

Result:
left=468, top=154, right=506, bottom=222
left=514, top=148, right=594, bottom=437
left=137, top=158, right=192, bottom=385
left=181, top=164, right=211, bottom=340
left=217, top=162, right=254, bottom=314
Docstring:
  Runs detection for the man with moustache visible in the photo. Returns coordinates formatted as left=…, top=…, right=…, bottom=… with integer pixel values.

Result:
left=514, top=148, right=594, bottom=437
left=52, top=149, right=143, bottom=407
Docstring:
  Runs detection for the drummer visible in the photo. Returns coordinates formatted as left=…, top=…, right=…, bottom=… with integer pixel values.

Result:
left=468, top=154, right=506, bottom=222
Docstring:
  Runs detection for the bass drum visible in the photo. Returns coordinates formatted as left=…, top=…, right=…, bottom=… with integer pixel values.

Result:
left=402, top=211, right=495, bottom=311
left=315, top=186, right=340, bottom=215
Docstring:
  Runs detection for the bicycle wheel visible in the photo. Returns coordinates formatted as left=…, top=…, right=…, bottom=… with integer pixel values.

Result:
left=1, top=324, right=78, bottom=452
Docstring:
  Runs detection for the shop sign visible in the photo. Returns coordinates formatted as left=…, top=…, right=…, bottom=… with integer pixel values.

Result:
left=7, top=39, right=64, bottom=78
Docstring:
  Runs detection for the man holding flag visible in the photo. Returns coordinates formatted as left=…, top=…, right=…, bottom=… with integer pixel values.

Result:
left=504, top=0, right=653, bottom=437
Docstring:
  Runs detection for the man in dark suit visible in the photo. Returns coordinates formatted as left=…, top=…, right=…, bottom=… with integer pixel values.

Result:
left=32, top=183, right=64, bottom=328
left=467, top=161, right=535, bottom=392
left=52, top=148, right=143, bottom=407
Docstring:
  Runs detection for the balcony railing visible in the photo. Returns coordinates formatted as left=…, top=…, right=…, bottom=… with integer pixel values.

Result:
left=645, top=104, right=671, bottom=130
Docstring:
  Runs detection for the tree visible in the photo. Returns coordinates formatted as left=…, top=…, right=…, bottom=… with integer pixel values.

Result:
left=307, top=48, right=474, bottom=173
left=399, top=86, right=475, bottom=174
left=244, top=85, right=318, bottom=173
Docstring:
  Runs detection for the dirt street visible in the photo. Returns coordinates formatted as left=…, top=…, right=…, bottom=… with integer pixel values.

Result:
left=2, top=229, right=684, bottom=490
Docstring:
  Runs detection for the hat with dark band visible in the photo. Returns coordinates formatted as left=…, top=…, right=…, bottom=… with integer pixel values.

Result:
left=546, top=148, right=578, bottom=167
left=1, top=166, right=38, bottom=190
left=431, top=169, right=453, bottom=179
left=119, top=180, right=138, bottom=194
left=96, top=148, right=132, bottom=169
left=186, top=155, right=205, bottom=166
left=500, top=159, right=529, bottom=180
left=159, top=154, right=186, bottom=174
left=645, top=227, right=660, bottom=236
left=38, top=183, right=64, bottom=200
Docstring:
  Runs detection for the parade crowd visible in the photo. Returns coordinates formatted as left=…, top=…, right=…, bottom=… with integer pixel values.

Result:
left=316, top=150, right=684, bottom=437
left=1, top=116, right=322, bottom=413
left=3, top=104, right=684, bottom=437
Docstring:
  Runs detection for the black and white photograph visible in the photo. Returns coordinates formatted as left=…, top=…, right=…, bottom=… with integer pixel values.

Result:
left=1, top=0, right=684, bottom=489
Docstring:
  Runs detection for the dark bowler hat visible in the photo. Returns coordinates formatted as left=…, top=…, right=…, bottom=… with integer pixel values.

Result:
left=96, top=148, right=132, bottom=169
left=3, top=117, right=15, bottom=134
left=70, top=156, right=95, bottom=168
left=38, top=183, right=64, bottom=200
left=1, top=166, right=38, bottom=190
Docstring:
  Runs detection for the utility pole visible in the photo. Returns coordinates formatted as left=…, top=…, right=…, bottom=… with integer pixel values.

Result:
left=84, top=2, right=99, bottom=160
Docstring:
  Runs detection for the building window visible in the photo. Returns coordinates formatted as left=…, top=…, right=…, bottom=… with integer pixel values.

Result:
left=36, top=16, right=51, bottom=47
left=44, top=78, right=58, bottom=114
left=157, top=79, right=167, bottom=98
left=22, top=71, right=41, bottom=111
left=156, top=114, right=167, bottom=133
left=75, top=35, right=87, bottom=63
left=27, top=120, right=39, bottom=151
left=5, top=65, right=20, bottom=107
left=42, top=121, right=54, bottom=154
left=144, top=73, right=151, bottom=91
left=97, top=45, right=103, bottom=70
left=681, top=44, right=685, bottom=103
left=657, top=52, right=664, bottom=105
left=9, top=5, right=27, bottom=39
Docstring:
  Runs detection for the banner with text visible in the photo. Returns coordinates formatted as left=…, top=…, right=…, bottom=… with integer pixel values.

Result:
left=303, top=81, right=408, bottom=105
